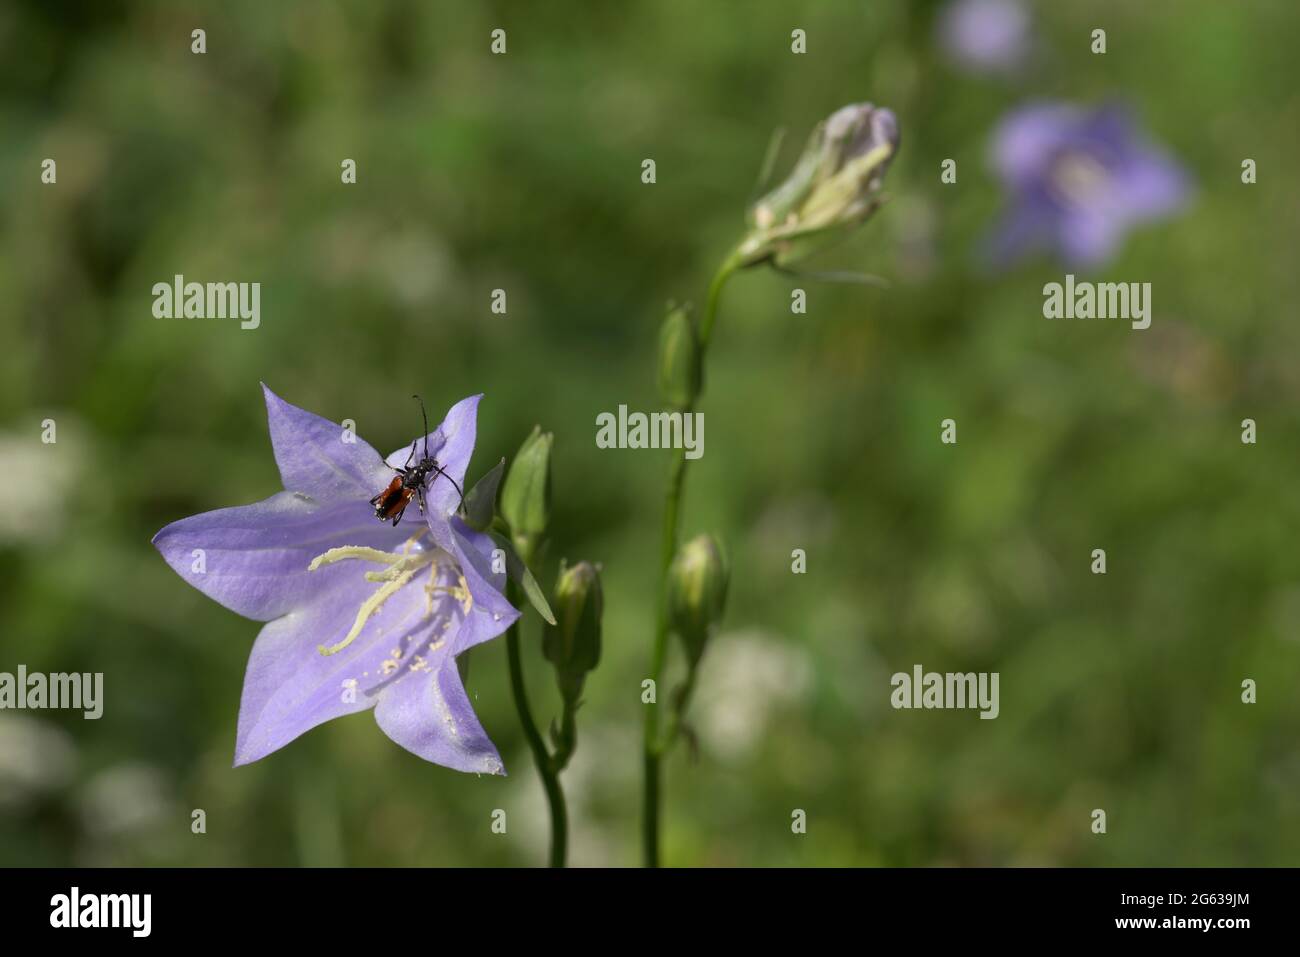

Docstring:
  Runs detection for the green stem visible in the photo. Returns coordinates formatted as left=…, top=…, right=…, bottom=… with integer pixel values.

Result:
left=662, top=669, right=700, bottom=753
left=553, top=697, right=578, bottom=771
left=505, top=579, right=568, bottom=868
left=698, top=247, right=745, bottom=352
left=642, top=747, right=661, bottom=867
left=642, top=248, right=743, bottom=868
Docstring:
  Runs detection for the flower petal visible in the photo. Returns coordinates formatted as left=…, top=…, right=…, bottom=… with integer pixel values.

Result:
left=1057, top=207, right=1124, bottom=267
left=152, top=493, right=404, bottom=621
left=448, top=518, right=520, bottom=654
left=263, top=383, right=390, bottom=501
left=1111, top=151, right=1190, bottom=220
left=234, top=553, right=461, bottom=766
left=991, top=103, right=1081, bottom=188
left=373, top=661, right=505, bottom=774
left=938, top=0, right=1030, bottom=74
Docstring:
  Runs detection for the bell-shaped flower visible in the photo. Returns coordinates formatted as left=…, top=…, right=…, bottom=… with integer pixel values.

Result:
left=988, top=101, right=1189, bottom=267
left=152, top=385, right=520, bottom=773
left=937, top=0, right=1032, bottom=75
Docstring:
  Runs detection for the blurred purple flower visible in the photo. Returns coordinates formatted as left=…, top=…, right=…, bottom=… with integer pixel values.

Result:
left=938, top=0, right=1030, bottom=73
left=153, top=385, right=519, bottom=773
left=988, top=102, right=1190, bottom=267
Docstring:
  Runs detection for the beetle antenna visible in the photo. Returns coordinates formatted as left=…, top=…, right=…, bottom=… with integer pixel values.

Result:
left=412, top=394, right=430, bottom=462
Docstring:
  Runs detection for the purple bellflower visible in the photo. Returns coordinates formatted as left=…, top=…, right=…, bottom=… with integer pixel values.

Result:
left=152, top=386, right=520, bottom=773
left=988, top=102, right=1190, bottom=268
left=938, top=0, right=1031, bottom=74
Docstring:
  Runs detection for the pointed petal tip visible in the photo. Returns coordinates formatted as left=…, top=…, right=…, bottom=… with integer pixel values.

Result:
left=261, top=382, right=293, bottom=419
left=149, top=511, right=192, bottom=550
left=447, top=392, right=484, bottom=418
left=149, top=516, right=185, bottom=555
left=232, top=728, right=260, bottom=767
left=261, top=382, right=284, bottom=418
left=233, top=734, right=274, bottom=769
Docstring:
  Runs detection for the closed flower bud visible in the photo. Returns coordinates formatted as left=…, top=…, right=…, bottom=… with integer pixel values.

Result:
left=742, top=103, right=899, bottom=267
left=667, top=534, right=729, bottom=668
left=657, top=304, right=701, bottom=409
left=501, top=426, right=552, bottom=552
left=544, top=561, right=603, bottom=701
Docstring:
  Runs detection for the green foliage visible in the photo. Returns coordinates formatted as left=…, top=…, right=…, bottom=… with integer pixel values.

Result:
left=0, top=0, right=1297, bottom=866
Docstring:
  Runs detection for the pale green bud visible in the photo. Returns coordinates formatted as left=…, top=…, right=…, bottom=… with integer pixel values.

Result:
left=657, top=304, right=701, bottom=409
left=544, top=561, right=603, bottom=701
left=667, top=534, right=729, bottom=668
left=501, top=426, right=553, bottom=553
left=742, top=103, right=899, bottom=267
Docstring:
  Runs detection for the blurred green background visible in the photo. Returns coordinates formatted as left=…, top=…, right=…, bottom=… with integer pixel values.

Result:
left=1, top=0, right=1298, bottom=866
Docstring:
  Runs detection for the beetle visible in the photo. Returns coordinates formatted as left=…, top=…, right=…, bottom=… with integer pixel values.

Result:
left=370, top=395, right=464, bottom=527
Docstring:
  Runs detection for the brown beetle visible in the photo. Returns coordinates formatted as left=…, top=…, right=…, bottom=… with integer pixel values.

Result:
left=370, top=396, right=464, bottom=527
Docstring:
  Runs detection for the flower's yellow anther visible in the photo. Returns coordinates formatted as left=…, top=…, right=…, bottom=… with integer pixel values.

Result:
left=364, top=563, right=413, bottom=583
left=423, top=565, right=437, bottom=616
left=308, top=546, right=404, bottom=572
left=318, top=564, right=420, bottom=656
left=421, top=565, right=473, bottom=617
left=308, top=542, right=450, bottom=657
left=427, top=573, right=473, bottom=615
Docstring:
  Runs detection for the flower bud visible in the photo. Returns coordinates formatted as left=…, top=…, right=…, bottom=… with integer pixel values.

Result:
left=501, top=426, right=552, bottom=553
left=742, top=103, right=899, bottom=267
left=667, top=534, right=729, bottom=668
left=656, top=304, right=701, bottom=409
left=544, top=561, right=603, bottom=701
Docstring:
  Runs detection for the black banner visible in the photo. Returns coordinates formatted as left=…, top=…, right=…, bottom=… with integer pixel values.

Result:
left=0, top=867, right=1281, bottom=942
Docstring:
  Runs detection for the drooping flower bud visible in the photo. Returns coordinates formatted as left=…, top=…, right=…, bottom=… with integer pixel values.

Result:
left=667, top=534, right=729, bottom=668
left=656, top=303, right=701, bottom=409
left=742, top=103, right=900, bottom=267
left=501, top=426, right=552, bottom=554
left=543, top=561, right=603, bottom=702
